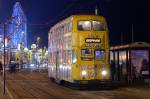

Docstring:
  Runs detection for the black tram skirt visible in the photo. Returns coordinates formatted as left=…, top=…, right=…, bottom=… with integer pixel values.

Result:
left=72, top=80, right=125, bottom=88
left=73, top=80, right=110, bottom=84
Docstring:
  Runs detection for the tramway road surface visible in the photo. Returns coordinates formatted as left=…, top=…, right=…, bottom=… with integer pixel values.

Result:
left=3, top=70, right=150, bottom=99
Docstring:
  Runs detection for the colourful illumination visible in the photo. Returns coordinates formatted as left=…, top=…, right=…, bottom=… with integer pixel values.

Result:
left=9, top=2, right=27, bottom=49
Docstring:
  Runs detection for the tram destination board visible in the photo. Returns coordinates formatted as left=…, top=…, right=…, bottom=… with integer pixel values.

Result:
left=85, top=38, right=101, bottom=43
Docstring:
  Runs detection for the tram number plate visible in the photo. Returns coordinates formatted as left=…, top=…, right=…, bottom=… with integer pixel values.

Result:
left=85, top=43, right=100, bottom=48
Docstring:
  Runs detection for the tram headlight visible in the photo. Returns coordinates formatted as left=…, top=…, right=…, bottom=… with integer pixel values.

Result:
left=81, top=70, right=87, bottom=76
left=101, top=70, right=107, bottom=76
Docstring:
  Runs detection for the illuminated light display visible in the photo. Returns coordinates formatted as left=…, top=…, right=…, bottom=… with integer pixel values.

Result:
left=9, top=2, right=27, bottom=49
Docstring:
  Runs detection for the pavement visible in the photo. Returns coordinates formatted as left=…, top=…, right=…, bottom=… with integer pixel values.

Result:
left=0, top=70, right=150, bottom=99
left=118, top=85, right=150, bottom=97
left=0, top=72, right=10, bottom=99
left=0, top=88, right=10, bottom=99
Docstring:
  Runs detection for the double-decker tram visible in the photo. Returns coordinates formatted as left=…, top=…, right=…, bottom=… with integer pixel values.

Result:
left=48, top=15, right=110, bottom=85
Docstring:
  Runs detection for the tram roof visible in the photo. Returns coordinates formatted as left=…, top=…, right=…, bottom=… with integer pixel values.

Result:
left=49, top=15, right=105, bottom=32
left=110, top=42, right=150, bottom=50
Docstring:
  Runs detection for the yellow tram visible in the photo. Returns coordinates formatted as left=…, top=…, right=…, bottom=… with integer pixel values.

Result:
left=48, top=15, right=110, bottom=84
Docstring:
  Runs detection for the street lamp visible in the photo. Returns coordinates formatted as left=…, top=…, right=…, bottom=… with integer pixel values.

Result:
left=24, top=47, right=28, bottom=52
left=36, top=36, right=40, bottom=49
left=1, top=16, right=16, bottom=94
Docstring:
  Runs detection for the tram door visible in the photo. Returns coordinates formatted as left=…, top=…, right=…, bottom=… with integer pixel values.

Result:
left=56, top=51, right=60, bottom=80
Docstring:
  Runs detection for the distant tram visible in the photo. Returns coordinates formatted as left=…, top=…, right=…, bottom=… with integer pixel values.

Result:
left=48, top=15, right=110, bottom=84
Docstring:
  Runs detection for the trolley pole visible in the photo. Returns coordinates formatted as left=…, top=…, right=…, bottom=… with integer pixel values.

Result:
left=3, top=23, right=6, bottom=94
left=95, top=6, right=98, bottom=15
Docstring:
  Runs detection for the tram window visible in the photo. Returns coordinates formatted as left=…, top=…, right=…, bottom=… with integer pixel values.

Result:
left=95, top=50, right=105, bottom=61
left=72, top=51, right=77, bottom=63
left=93, top=21, right=106, bottom=31
left=78, top=21, right=91, bottom=31
left=81, top=49, right=92, bottom=56
left=68, top=22, right=72, bottom=32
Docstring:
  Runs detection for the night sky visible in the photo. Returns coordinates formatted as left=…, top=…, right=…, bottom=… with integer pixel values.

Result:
left=0, top=0, right=149, bottom=48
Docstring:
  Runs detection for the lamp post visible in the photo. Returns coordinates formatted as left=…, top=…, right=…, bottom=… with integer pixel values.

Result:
left=3, top=23, right=6, bottom=94
left=24, top=47, right=28, bottom=68
left=36, top=36, right=40, bottom=49
left=0, top=22, right=9, bottom=95
left=36, top=37, right=40, bottom=71
left=2, top=17, right=15, bottom=94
